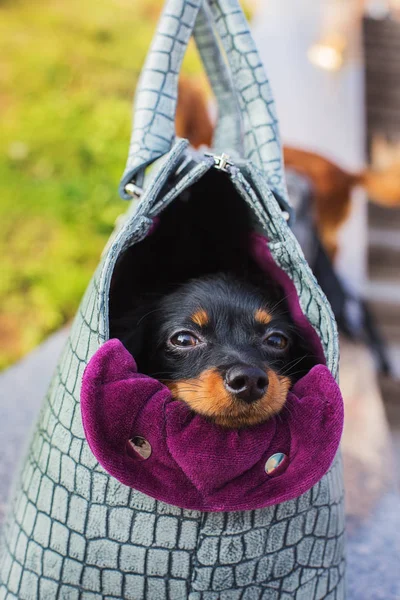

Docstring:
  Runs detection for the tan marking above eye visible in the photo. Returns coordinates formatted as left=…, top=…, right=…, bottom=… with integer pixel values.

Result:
left=255, top=308, right=272, bottom=325
left=191, top=309, right=209, bottom=327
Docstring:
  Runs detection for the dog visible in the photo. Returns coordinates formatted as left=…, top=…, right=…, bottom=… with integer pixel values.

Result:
left=176, top=76, right=214, bottom=150
left=117, top=273, right=317, bottom=429
left=284, top=146, right=400, bottom=258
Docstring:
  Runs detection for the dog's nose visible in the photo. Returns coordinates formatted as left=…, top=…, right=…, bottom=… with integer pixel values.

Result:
left=224, top=366, right=268, bottom=403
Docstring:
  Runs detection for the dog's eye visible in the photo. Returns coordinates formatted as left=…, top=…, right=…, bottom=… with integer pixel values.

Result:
left=264, top=332, right=288, bottom=350
left=170, top=332, right=201, bottom=348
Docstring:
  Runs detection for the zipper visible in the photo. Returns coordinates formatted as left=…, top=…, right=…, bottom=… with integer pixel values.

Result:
left=204, top=152, right=233, bottom=173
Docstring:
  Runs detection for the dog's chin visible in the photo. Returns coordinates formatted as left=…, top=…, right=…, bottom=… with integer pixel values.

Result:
left=210, top=391, right=289, bottom=429
left=166, top=371, right=291, bottom=430
left=210, top=402, right=283, bottom=429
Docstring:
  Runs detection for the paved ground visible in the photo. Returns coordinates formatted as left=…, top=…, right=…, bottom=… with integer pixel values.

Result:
left=0, top=328, right=69, bottom=524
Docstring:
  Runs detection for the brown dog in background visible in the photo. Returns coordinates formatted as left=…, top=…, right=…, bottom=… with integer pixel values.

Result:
left=284, top=147, right=400, bottom=258
left=176, top=76, right=400, bottom=259
left=176, top=77, right=214, bottom=151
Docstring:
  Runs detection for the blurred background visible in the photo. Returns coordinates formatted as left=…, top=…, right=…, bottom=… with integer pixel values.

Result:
left=0, top=0, right=209, bottom=370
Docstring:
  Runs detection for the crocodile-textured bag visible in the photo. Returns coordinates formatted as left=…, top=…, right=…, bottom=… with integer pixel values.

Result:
left=0, top=1, right=345, bottom=598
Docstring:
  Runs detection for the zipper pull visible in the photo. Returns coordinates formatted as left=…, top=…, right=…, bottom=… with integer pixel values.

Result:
left=205, top=152, right=233, bottom=172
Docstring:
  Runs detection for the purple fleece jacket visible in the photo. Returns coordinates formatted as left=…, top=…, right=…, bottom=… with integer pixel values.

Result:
left=81, top=339, right=343, bottom=512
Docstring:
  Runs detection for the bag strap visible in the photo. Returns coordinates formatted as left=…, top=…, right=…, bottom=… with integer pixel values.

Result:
left=202, top=0, right=288, bottom=205
left=193, top=2, right=243, bottom=156
left=119, top=0, right=288, bottom=209
left=194, top=3, right=292, bottom=216
left=119, top=0, right=203, bottom=199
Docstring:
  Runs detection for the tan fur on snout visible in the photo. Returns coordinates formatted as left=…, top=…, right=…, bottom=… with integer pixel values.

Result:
left=166, top=369, right=291, bottom=428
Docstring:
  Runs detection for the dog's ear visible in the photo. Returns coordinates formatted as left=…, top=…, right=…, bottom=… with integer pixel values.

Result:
left=118, top=315, right=148, bottom=364
left=109, top=298, right=158, bottom=367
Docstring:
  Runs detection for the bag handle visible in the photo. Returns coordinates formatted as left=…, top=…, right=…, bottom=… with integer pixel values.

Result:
left=193, top=3, right=292, bottom=215
left=204, top=0, right=287, bottom=204
left=193, top=2, right=244, bottom=156
left=120, top=0, right=288, bottom=208
left=119, top=0, right=203, bottom=199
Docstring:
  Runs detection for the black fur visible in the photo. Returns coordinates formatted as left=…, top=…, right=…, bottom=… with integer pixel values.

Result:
left=113, top=273, right=318, bottom=386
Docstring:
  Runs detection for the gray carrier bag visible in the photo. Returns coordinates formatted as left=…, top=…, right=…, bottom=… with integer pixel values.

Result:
left=0, top=0, right=345, bottom=598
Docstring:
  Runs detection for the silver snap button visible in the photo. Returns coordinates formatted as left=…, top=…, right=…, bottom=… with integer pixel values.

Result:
left=265, top=452, right=287, bottom=474
left=129, top=436, right=152, bottom=459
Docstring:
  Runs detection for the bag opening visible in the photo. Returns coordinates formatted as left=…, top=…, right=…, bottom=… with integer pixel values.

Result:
left=109, top=169, right=325, bottom=370
left=80, top=170, right=340, bottom=512
left=110, top=170, right=261, bottom=318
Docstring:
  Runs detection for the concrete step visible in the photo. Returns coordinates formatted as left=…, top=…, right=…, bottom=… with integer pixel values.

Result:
left=368, top=204, right=400, bottom=230
left=365, top=280, right=400, bottom=343
left=365, top=279, right=400, bottom=304
left=380, top=372, right=400, bottom=405
left=387, top=343, right=400, bottom=380
left=369, top=250, right=400, bottom=280
left=368, top=228, right=400, bottom=280
left=369, top=227, right=400, bottom=252
left=372, top=320, right=400, bottom=344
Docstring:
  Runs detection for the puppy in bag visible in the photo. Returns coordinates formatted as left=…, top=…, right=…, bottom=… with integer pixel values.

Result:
left=0, top=1, right=345, bottom=598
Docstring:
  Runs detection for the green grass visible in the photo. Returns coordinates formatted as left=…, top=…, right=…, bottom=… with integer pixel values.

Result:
left=0, top=0, right=207, bottom=368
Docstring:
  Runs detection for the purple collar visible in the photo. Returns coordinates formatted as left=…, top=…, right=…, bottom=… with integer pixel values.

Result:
left=81, top=338, right=343, bottom=512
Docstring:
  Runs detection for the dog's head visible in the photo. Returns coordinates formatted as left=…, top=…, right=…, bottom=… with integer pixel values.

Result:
left=121, top=274, right=317, bottom=428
